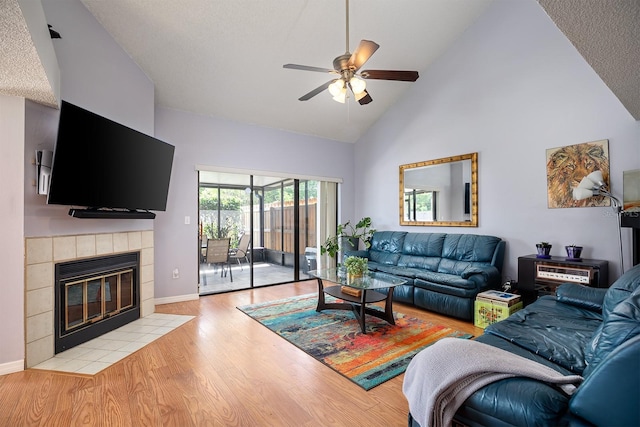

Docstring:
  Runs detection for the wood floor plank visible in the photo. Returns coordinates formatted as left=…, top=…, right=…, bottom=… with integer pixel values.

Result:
left=0, top=280, right=480, bottom=426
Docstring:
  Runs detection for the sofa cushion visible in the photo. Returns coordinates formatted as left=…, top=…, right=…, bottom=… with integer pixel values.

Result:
left=368, top=231, right=407, bottom=265
left=556, top=283, right=607, bottom=312
left=441, top=234, right=502, bottom=263
left=453, top=334, right=574, bottom=427
left=485, top=296, right=602, bottom=374
left=414, top=278, right=480, bottom=298
left=402, top=233, right=446, bottom=257
left=583, top=291, right=640, bottom=377
left=375, top=264, right=422, bottom=279
left=602, top=263, right=640, bottom=317
left=437, top=234, right=501, bottom=279
left=414, top=270, right=476, bottom=290
left=397, top=254, right=441, bottom=272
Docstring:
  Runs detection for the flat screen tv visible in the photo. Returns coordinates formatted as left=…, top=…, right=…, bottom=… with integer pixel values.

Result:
left=47, top=101, right=175, bottom=219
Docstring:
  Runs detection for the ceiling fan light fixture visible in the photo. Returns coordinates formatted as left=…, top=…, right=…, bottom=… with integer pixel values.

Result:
left=328, top=79, right=345, bottom=97
left=332, top=88, right=347, bottom=103
left=332, top=86, right=348, bottom=103
left=283, top=0, right=419, bottom=105
left=349, top=77, right=366, bottom=94
left=354, top=90, right=367, bottom=101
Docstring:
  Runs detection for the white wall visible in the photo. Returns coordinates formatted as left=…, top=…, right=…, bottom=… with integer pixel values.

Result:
left=0, top=96, right=26, bottom=373
left=40, top=0, right=154, bottom=134
left=153, top=107, right=355, bottom=299
left=355, top=0, right=640, bottom=283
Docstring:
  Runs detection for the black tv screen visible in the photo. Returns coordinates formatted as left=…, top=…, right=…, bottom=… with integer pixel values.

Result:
left=48, top=101, right=175, bottom=214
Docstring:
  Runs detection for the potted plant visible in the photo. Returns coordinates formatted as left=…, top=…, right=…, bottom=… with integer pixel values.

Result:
left=565, top=244, right=583, bottom=260
left=320, top=217, right=376, bottom=258
left=536, top=242, right=552, bottom=259
left=343, top=256, right=368, bottom=282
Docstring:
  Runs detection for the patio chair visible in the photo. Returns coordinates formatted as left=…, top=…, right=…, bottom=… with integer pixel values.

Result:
left=205, top=238, right=233, bottom=282
left=199, top=236, right=208, bottom=263
left=229, top=233, right=250, bottom=270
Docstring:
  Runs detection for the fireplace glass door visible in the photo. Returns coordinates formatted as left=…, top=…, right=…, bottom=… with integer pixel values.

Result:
left=64, top=270, right=134, bottom=333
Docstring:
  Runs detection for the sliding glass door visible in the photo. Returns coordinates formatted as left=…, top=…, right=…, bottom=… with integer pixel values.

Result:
left=198, top=170, right=333, bottom=295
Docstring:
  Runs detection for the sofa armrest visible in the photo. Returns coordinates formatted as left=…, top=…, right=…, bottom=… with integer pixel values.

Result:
left=556, top=283, right=606, bottom=312
left=461, top=265, right=501, bottom=287
left=569, top=335, right=640, bottom=427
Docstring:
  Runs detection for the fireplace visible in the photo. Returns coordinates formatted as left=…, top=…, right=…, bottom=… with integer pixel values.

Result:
left=55, top=252, right=141, bottom=353
left=25, top=230, right=155, bottom=368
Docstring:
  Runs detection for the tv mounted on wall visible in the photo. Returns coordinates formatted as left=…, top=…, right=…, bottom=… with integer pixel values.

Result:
left=47, top=101, right=175, bottom=219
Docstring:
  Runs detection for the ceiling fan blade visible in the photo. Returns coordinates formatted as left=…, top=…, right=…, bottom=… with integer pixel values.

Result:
left=347, top=40, right=380, bottom=71
left=357, top=90, right=373, bottom=105
left=360, top=70, right=419, bottom=82
left=283, top=64, right=338, bottom=74
left=298, top=80, right=336, bottom=101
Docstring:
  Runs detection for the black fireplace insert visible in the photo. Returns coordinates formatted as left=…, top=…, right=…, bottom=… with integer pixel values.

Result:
left=54, top=252, right=141, bottom=353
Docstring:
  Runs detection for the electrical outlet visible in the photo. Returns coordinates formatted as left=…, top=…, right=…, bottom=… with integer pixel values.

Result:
left=172, top=268, right=179, bottom=279
left=184, top=216, right=190, bottom=225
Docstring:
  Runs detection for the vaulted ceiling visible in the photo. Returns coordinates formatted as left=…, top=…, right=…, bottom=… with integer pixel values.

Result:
left=2, top=0, right=639, bottom=143
left=77, top=0, right=494, bottom=143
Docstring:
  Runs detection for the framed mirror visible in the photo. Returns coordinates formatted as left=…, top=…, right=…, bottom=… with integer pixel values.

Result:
left=399, top=152, right=478, bottom=227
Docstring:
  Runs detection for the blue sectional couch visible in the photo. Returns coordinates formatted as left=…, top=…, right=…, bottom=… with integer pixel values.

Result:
left=346, top=231, right=505, bottom=320
left=405, top=262, right=640, bottom=427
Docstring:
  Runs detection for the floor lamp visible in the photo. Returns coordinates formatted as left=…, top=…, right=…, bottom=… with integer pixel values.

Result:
left=573, top=170, right=625, bottom=275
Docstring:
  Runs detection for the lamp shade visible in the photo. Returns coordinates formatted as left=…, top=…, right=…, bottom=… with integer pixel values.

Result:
left=573, top=187, right=595, bottom=201
left=349, top=77, right=366, bottom=95
left=328, top=79, right=345, bottom=97
left=577, top=176, right=596, bottom=190
left=586, top=170, right=605, bottom=187
left=354, top=90, right=368, bottom=101
left=332, top=87, right=346, bottom=103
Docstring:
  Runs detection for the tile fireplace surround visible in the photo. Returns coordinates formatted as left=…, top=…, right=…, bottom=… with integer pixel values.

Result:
left=25, top=230, right=154, bottom=368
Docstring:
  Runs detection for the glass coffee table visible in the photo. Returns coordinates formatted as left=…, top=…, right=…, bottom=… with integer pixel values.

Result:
left=308, top=268, right=408, bottom=334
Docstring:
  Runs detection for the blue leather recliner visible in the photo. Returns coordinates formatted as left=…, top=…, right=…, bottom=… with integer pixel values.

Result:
left=406, top=262, right=640, bottom=426
left=346, top=231, right=506, bottom=320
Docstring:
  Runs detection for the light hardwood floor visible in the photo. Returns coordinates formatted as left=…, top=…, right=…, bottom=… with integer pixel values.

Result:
left=0, top=280, right=481, bottom=426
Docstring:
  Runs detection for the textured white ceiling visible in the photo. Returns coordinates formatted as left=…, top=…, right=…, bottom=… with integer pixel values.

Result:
left=2, top=0, right=638, bottom=141
left=0, top=0, right=58, bottom=107
left=537, top=0, right=640, bottom=120
left=78, top=0, right=494, bottom=142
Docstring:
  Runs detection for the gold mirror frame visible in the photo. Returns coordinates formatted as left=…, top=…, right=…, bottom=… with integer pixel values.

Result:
left=399, top=152, right=478, bottom=227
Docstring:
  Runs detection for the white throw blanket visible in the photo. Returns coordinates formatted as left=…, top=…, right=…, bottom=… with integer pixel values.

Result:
left=402, top=338, right=583, bottom=427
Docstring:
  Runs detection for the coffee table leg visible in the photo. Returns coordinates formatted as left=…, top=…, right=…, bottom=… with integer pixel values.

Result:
left=316, top=278, right=326, bottom=312
left=359, top=291, right=367, bottom=333
left=384, top=287, right=395, bottom=325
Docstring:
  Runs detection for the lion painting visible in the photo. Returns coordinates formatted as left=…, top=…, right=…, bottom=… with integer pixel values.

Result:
left=546, top=140, right=610, bottom=208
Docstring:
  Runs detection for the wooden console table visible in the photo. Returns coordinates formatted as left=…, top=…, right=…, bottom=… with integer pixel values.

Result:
left=517, top=254, right=609, bottom=305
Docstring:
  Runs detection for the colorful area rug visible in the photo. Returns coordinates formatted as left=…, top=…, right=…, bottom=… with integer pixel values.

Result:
left=237, top=293, right=473, bottom=390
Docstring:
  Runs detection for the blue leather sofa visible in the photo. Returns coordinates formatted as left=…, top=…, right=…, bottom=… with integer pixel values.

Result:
left=346, top=231, right=505, bottom=320
left=406, top=262, right=640, bottom=427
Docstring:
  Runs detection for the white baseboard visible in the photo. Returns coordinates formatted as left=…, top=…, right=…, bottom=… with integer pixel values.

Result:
left=0, top=359, right=24, bottom=376
left=155, top=293, right=199, bottom=306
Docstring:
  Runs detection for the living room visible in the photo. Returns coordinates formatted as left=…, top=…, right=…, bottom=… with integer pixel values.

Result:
left=1, top=0, right=639, bottom=422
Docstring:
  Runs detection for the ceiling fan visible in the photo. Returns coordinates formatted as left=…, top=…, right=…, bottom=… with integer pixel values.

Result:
left=283, top=0, right=419, bottom=105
